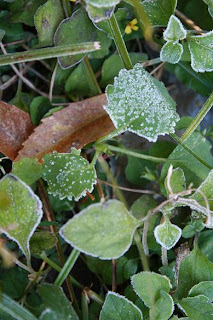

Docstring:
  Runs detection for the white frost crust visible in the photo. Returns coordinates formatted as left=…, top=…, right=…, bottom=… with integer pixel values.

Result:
left=163, top=15, right=187, bottom=41
left=188, top=30, right=213, bottom=73
left=160, top=41, right=183, bottom=64
left=154, top=222, right=182, bottom=250
left=100, top=291, right=143, bottom=319
left=86, top=0, right=120, bottom=8
left=59, top=199, right=139, bottom=260
left=0, top=174, right=43, bottom=260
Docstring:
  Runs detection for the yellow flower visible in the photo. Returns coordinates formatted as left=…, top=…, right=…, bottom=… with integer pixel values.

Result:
left=69, top=0, right=76, bottom=2
left=125, top=18, right=139, bottom=34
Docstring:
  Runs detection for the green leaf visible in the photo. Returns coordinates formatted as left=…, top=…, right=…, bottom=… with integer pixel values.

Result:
left=60, top=200, right=139, bottom=259
left=163, top=15, right=187, bottom=42
left=85, top=0, right=120, bottom=7
left=0, top=174, right=43, bottom=261
left=30, top=96, right=52, bottom=125
left=150, top=291, right=174, bottom=320
left=165, top=167, right=186, bottom=196
left=142, top=0, right=177, bottom=27
left=177, top=295, right=213, bottom=320
left=0, top=292, right=38, bottom=320
left=86, top=4, right=115, bottom=23
left=34, top=0, right=64, bottom=47
left=202, top=0, right=213, bottom=18
left=188, top=31, right=213, bottom=72
left=189, top=281, right=213, bottom=301
left=0, top=11, right=24, bottom=42
left=182, top=219, right=205, bottom=238
left=30, top=231, right=56, bottom=255
left=154, top=219, right=182, bottom=250
left=199, top=230, right=213, bottom=262
left=131, top=195, right=157, bottom=220
left=100, top=292, right=143, bottom=320
left=175, top=247, right=213, bottom=298
left=9, top=0, right=45, bottom=26
left=0, top=268, right=28, bottom=299
left=161, top=132, right=213, bottom=188
left=131, top=272, right=171, bottom=307
left=160, top=41, right=183, bottom=64
left=12, top=158, right=42, bottom=185
left=54, top=8, right=111, bottom=69
left=190, top=169, right=213, bottom=210
left=100, top=53, right=148, bottom=87
left=104, top=64, right=179, bottom=142
left=42, top=150, right=96, bottom=201
left=0, top=29, right=5, bottom=41
left=38, top=284, right=79, bottom=320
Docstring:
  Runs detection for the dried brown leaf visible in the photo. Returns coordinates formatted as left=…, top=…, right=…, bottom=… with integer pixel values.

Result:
left=0, top=101, right=34, bottom=160
left=15, top=94, right=114, bottom=161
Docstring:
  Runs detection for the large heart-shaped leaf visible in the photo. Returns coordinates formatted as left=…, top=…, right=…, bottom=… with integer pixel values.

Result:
left=188, top=31, right=213, bottom=72
left=42, top=150, right=96, bottom=201
left=60, top=200, right=139, bottom=259
left=104, top=64, right=179, bottom=142
left=0, top=174, right=43, bottom=262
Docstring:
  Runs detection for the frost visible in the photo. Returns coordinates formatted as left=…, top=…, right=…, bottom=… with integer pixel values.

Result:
left=154, top=219, right=182, bottom=250
left=188, top=30, right=213, bottom=72
left=86, top=0, right=120, bottom=8
left=104, top=64, right=179, bottom=142
left=160, top=41, right=183, bottom=64
left=0, top=174, right=43, bottom=262
left=163, top=15, right=187, bottom=41
left=42, top=150, right=96, bottom=201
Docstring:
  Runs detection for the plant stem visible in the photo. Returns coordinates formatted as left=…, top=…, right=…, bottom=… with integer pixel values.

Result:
left=62, top=0, right=72, bottom=17
left=54, top=249, right=80, bottom=286
left=0, top=43, right=100, bottom=67
left=112, top=259, right=117, bottom=292
left=181, top=92, right=213, bottom=142
left=105, top=144, right=167, bottom=163
left=161, top=247, right=168, bottom=266
left=40, top=252, right=84, bottom=288
left=108, top=14, right=133, bottom=70
left=81, top=290, right=89, bottom=320
left=170, top=133, right=213, bottom=170
left=83, top=57, right=102, bottom=95
left=134, top=230, right=150, bottom=271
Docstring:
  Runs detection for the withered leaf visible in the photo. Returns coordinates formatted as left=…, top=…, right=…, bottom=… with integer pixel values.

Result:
left=0, top=101, right=34, bottom=160
left=16, top=94, right=114, bottom=161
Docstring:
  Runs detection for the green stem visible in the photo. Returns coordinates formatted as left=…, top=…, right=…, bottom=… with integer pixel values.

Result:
left=105, top=144, right=167, bottom=163
left=81, top=290, right=89, bottom=320
left=142, top=57, right=161, bottom=67
left=170, top=133, right=213, bottom=170
left=40, top=252, right=83, bottom=289
left=83, top=56, right=102, bottom=95
left=0, top=43, right=100, bottom=67
left=108, top=14, right=133, bottom=70
left=181, top=92, right=213, bottom=142
left=62, top=0, right=72, bottom=17
left=134, top=230, right=150, bottom=271
left=54, top=249, right=80, bottom=286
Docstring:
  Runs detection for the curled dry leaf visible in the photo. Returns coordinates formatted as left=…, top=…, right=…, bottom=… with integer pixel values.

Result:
left=0, top=101, right=34, bottom=160
left=16, top=94, right=114, bottom=161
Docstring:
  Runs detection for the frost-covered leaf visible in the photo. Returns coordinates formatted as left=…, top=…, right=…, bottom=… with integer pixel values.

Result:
left=150, top=291, right=174, bottom=320
left=30, top=231, right=56, bottom=256
left=0, top=174, right=43, bottom=261
left=38, top=284, right=79, bottom=320
left=131, top=272, right=171, bottom=307
left=202, top=0, right=213, bottom=17
left=161, top=132, right=213, bottom=188
left=188, top=31, right=213, bottom=72
left=85, top=0, right=120, bottom=8
left=12, top=158, right=42, bottom=185
left=154, top=219, right=182, bottom=250
left=86, top=3, right=114, bottom=22
left=160, top=41, right=183, bottom=64
left=42, top=150, right=96, bottom=201
left=190, top=170, right=213, bottom=210
left=142, top=0, right=177, bottom=27
left=163, top=15, right=187, bottom=41
left=177, top=295, right=213, bottom=320
left=59, top=200, right=139, bottom=259
left=54, top=8, right=111, bottom=69
left=175, top=247, right=213, bottom=299
left=189, top=281, right=213, bottom=301
left=104, top=64, right=179, bottom=142
left=34, top=0, right=64, bottom=47
left=165, top=167, right=186, bottom=196
left=100, top=292, right=143, bottom=320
